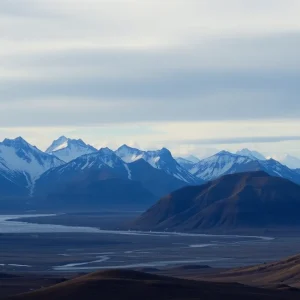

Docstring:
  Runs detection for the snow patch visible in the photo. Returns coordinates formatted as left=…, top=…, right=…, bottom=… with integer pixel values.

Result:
left=124, top=164, right=132, bottom=180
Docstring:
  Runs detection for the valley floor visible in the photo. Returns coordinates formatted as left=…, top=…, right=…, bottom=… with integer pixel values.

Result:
left=2, top=212, right=300, bottom=298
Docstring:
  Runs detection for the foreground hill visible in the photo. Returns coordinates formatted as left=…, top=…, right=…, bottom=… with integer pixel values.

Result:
left=131, top=171, right=300, bottom=231
left=208, top=253, right=300, bottom=289
left=5, top=269, right=298, bottom=300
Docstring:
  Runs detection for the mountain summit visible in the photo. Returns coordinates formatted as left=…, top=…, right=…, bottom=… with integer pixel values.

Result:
left=189, top=151, right=253, bottom=181
left=115, top=145, right=200, bottom=185
left=236, top=148, right=266, bottom=161
left=0, top=137, right=64, bottom=194
left=46, top=136, right=97, bottom=162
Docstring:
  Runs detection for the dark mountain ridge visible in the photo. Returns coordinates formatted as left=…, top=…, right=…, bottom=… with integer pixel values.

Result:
left=132, top=171, right=300, bottom=231
left=32, top=149, right=187, bottom=209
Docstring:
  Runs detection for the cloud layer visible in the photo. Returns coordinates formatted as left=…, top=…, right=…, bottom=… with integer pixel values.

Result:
left=1, top=0, right=300, bottom=156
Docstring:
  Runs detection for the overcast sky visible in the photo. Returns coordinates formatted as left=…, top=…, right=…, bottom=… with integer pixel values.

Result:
left=1, top=0, right=300, bottom=158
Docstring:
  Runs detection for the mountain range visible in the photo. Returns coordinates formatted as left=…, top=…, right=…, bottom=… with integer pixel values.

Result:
left=34, top=148, right=187, bottom=209
left=187, top=150, right=300, bottom=185
left=115, top=145, right=200, bottom=184
left=1, top=136, right=300, bottom=210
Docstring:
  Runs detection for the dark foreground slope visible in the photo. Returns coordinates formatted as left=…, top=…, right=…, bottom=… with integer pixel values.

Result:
left=5, top=269, right=299, bottom=300
left=207, top=253, right=300, bottom=289
left=131, top=171, right=300, bottom=231
left=0, top=274, right=66, bottom=299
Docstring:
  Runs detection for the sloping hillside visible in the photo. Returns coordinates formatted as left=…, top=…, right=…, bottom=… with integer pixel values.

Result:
left=131, top=171, right=300, bottom=231
left=6, top=269, right=298, bottom=300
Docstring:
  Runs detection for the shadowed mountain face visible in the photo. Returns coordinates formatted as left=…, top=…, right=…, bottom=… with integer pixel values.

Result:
left=131, top=171, right=300, bottom=231
left=5, top=269, right=298, bottom=300
left=0, top=171, right=28, bottom=198
left=33, top=150, right=187, bottom=209
left=37, top=177, right=156, bottom=209
left=128, top=159, right=187, bottom=198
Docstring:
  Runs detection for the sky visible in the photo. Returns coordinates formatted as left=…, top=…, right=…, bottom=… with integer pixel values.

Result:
left=1, top=0, right=300, bottom=158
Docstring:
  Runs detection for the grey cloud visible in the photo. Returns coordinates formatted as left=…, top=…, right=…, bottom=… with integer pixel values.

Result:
left=3, top=32, right=300, bottom=70
left=1, top=4, right=300, bottom=127
left=178, top=136, right=300, bottom=145
left=1, top=66, right=300, bottom=126
left=0, top=0, right=61, bottom=18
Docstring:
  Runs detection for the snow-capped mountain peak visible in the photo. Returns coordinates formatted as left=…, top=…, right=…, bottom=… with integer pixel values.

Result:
left=217, top=150, right=233, bottom=156
left=116, top=146, right=200, bottom=184
left=42, top=147, right=129, bottom=182
left=46, top=136, right=97, bottom=162
left=190, top=151, right=253, bottom=181
left=0, top=137, right=64, bottom=191
left=236, top=148, right=266, bottom=161
left=45, top=136, right=71, bottom=153
left=115, top=144, right=143, bottom=163
left=2, top=136, right=34, bottom=150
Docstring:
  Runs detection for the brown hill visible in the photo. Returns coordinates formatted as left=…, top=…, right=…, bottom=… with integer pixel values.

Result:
left=131, top=171, right=300, bottom=231
left=205, top=253, right=300, bottom=289
left=5, top=269, right=299, bottom=300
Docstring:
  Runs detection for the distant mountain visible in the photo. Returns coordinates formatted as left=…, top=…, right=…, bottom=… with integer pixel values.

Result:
left=127, top=159, right=187, bottom=198
left=236, top=148, right=266, bottom=161
left=3, top=136, right=300, bottom=212
left=0, top=137, right=64, bottom=195
left=114, top=144, right=143, bottom=163
left=34, top=148, right=187, bottom=208
left=0, top=168, right=28, bottom=198
left=242, top=158, right=300, bottom=184
left=132, top=171, right=300, bottom=231
left=276, top=154, right=300, bottom=169
left=35, top=148, right=132, bottom=195
left=115, top=145, right=200, bottom=185
left=0, top=155, right=28, bottom=197
left=190, top=151, right=253, bottom=181
left=175, top=157, right=195, bottom=170
left=46, top=136, right=97, bottom=162
left=184, top=155, right=200, bottom=163
left=189, top=151, right=300, bottom=185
